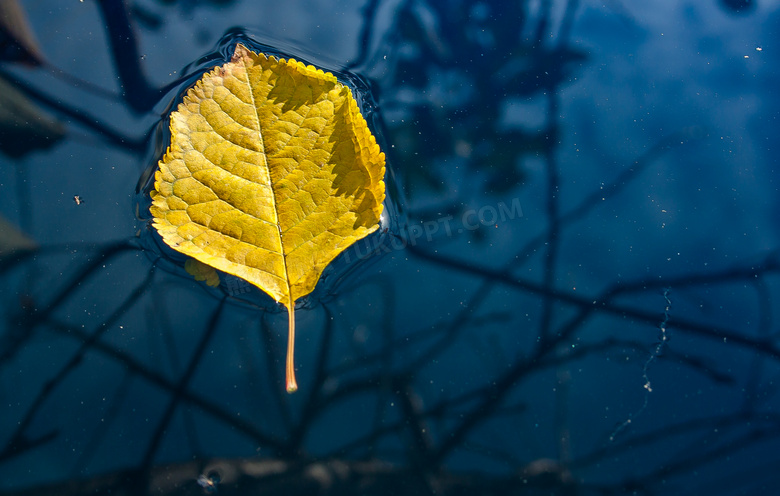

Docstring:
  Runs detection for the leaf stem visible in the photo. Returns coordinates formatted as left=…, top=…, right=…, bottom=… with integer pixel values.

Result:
left=286, top=300, right=298, bottom=393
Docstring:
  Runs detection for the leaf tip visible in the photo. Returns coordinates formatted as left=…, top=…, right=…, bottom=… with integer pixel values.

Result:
left=232, top=42, right=251, bottom=63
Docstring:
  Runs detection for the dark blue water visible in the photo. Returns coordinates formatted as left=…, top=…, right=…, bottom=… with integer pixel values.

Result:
left=1, top=0, right=779, bottom=494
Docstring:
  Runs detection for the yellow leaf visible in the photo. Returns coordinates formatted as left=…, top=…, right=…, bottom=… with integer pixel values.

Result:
left=151, top=44, right=386, bottom=392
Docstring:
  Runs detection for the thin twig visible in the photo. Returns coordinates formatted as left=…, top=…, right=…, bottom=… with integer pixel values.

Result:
left=140, top=297, right=227, bottom=469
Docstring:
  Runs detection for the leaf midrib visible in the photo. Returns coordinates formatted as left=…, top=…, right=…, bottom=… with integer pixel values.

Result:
left=239, top=54, right=293, bottom=305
